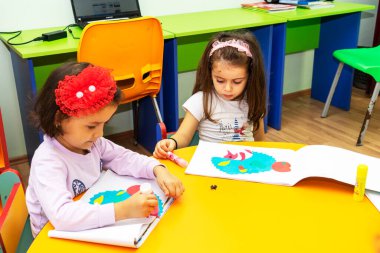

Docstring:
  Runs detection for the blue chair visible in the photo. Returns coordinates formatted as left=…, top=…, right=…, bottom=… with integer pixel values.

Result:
left=0, top=169, right=33, bottom=253
left=321, top=46, right=380, bottom=146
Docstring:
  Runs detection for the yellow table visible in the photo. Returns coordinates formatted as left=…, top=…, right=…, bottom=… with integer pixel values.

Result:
left=27, top=142, right=380, bottom=253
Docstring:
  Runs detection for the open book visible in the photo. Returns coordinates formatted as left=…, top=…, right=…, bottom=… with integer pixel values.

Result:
left=242, top=2, right=297, bottom=13
left=48, top=170, right=173, bottom=248
left=296, top=1, right=335, bottom=9
left=185, top=141, right=380, bottom=192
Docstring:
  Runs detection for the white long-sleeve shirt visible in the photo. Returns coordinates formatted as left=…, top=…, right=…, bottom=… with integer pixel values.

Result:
left=26, top=135, right=160, bottom=237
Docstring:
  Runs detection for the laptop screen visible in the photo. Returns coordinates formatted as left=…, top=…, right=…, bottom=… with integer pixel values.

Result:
left=71, top=0, right=141, bottom=23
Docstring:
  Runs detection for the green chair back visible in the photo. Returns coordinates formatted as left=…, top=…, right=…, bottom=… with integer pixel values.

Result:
left=333, top=45, right=380, bottom=82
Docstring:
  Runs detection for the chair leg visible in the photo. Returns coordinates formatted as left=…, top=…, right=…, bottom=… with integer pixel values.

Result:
left=356, top=82, right=380, bottom=146
left=321, top=62, right=344, bottom=118
left=132, top=101, right=139, bottom=146
left=151, top=96, right=163, bottom=123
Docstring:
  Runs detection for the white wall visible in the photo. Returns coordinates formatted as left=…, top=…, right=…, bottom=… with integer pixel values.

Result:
left=344, top=0, right=378, bottom=47
left=0, top=0, right=378, bottom=158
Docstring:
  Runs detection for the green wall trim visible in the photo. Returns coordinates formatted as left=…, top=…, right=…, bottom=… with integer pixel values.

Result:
left=177, top=33, right=214, bottom=73
left=286, top=18, right=320, bottom=54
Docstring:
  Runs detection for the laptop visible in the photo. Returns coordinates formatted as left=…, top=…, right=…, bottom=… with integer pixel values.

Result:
left=71, top=0, right=141, bottom=29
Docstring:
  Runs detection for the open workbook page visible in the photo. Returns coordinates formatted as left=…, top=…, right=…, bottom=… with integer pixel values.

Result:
left=48, top=170, right=173, bottom=248
left=185, top=141, right=380, bottom=192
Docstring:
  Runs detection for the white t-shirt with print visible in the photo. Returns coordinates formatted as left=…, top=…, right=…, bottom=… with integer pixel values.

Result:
left=183, top=91, right=254, bottom=142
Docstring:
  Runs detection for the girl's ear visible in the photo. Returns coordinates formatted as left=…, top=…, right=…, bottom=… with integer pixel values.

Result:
left=54, top=110, right=62, bottom=127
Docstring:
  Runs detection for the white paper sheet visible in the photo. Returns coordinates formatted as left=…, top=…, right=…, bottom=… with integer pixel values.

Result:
left=185, top=141, right=380, bottom=191
left=48, top=170, right=173, bottom=248
left=366, top=190, right=380, bottom=212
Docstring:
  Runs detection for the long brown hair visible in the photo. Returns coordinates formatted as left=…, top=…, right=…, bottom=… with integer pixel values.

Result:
left=193, top=30, right=266, bottom=133
left=31, top=61, right=122, bottom=137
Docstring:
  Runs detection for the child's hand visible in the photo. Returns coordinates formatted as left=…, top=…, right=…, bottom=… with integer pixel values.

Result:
left=154, top=165, right=184, bottom=198
left=153, top=139, right=176, bottom=159
left=114, top=192, right=158, bottom=221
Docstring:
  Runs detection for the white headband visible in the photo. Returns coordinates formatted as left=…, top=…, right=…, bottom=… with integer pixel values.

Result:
left=209, top=39, right=252, bottom=58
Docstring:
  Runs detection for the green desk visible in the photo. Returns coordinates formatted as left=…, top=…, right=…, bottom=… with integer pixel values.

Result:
left=267, top=2, right=375, bottom=111
left=157, top=9, right=288, bottom=130
left=0, top=26, right=177, bottom=159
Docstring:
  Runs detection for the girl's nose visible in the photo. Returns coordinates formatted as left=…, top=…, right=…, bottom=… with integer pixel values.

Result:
left=225, top=83, right=232, bottom=92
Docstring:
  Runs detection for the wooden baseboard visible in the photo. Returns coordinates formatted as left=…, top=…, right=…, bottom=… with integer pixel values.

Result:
left=283, top=89, right=311, bottom=101
left=105, top=130, right=134, bottom=143
left=10, top=155, right=29, bottom=166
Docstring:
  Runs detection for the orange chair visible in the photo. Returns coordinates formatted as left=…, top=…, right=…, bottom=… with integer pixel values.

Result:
left=77, top=17, right=167, bottom=151
left=0, top=108, right=10, bottom=171
left=0, top=169, right=33, bottom=253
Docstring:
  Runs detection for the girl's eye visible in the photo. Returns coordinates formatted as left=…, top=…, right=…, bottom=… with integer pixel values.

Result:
left=233, top=81, right=243, bottom=85
left=87, top=125, right=96, bottom=130
left=216, top=79, right=225, bottom=83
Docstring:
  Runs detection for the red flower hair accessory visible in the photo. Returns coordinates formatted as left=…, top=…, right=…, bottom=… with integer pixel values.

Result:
left=55, top=65, right=117, bottom=117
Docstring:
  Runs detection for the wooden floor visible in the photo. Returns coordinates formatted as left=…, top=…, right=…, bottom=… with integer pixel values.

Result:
left=266, top=87, right=380, bottom=158
left=12, top=87, right=380, bottom=187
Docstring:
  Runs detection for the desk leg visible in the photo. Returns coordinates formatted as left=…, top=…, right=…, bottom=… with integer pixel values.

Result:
left=10, top=51, right=41, bottom=162
left=312, top=12, right=361, bottom=110
left=268, top=23, right=286, bottom=130
left=251, top=26, right=272, bottom=131
left=161, top=39, right=179, bottom=133
left=250, top=24, right=286, bottom=131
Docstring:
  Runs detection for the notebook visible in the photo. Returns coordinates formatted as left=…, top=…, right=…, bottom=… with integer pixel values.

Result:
left=71, top=0, right=141, bottom=29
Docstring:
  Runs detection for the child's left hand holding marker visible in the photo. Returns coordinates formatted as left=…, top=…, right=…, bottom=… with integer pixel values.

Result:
left=153, top=165, right=185, bottom=198
left=153, top=138, right=177, bottom=159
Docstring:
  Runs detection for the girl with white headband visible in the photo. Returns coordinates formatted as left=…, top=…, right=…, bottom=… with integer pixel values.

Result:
left=154, top=30, right=266, bottom=158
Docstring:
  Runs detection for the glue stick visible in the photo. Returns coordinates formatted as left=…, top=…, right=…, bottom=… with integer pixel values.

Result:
left=353, top=164, right=368, bottom=201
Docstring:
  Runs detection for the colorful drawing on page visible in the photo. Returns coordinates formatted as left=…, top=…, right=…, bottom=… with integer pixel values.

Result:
left=88, top=185, right=164, bottom=216
left=211, top=149, right=291, bottom=174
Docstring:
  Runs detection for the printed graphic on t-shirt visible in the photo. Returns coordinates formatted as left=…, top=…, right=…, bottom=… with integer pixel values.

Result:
left=218, top=117, right=251, bottom=141
left=72, top=179, right=86, bottom=196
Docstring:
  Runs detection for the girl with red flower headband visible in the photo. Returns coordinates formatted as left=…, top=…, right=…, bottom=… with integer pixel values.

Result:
left=154, top=30, right=266, bottom=159
left=26, top=62, right=184, bottom=237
